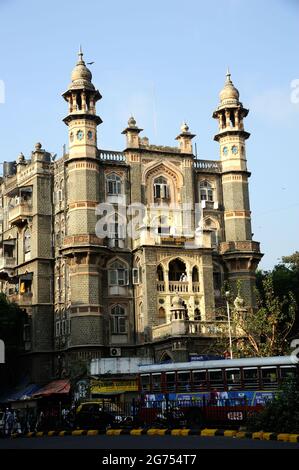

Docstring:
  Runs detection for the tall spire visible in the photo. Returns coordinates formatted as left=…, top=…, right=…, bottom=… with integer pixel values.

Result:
left=78, top=45, right=84, bottom=64
left=226, top=67, right=232, bottom=83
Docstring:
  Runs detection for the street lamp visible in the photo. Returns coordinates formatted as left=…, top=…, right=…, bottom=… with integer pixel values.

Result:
left=225, top=291, right=233, bottom=360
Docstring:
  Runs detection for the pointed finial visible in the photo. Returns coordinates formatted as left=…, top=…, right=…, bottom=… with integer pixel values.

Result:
left=78, top=45, right=84, bottom=63
left=226, top=67, right=232, bottom=83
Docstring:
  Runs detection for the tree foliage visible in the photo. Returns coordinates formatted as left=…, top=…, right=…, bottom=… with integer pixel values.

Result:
left=246, top=378, right=299, bottom=433
left=236, top=275, right=296, bottom=357
left=212, top=274, right=297, bottom=358
left=0, top=292, right=27, bottom=356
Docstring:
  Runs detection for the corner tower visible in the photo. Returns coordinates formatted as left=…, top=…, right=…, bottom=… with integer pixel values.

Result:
left=62, top=48, right=102, bottom=236
left=213, top=70, right=263, bottom=307
left=60, top=49, right=105, bottom=361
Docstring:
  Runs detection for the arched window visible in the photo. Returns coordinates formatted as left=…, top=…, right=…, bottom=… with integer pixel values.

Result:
left=138, top=302, right=144, bottom=332
left=111, top=305, right=127, bottom=333
left=168, top=258, right=186, bottom=282
left=157, top=265, right=164, bottom=282
left=194, top=308, right=201, bottom=321
left=107, top=173, right=122, bottom=195
left=192, top=266, right=199, bottom=282
left=154, top=176, right=169, bottom=200
left=200, top=180, right=213, bottom=202
left=108, top=260, right=129, bottom=286
left=157, top=307, right=166, bottom=326
left=204, top=218, right=219, bottom=248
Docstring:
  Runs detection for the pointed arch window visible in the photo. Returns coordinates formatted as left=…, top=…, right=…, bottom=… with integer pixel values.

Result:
left=107, top=173, right=122, bottom=195
left=108, top=260, right=129, bottom=286
left=194, top=308, right=201, bottom=321
left=157, top=307, right=166, bottom=325
left=154, top=176, right=169, bottom=200
left=200, top=180, right=213, bottom=202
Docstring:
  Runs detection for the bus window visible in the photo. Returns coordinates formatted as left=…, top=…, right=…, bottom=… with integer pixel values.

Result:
left=280, top=366, right=297, bottom=381
left=165, top=372, right=176, bottom=392
left=226, top=369, right=241, bottom=390
left=208, top=369, right=224, bottom=390
left=243, top=368, right=258, bottom=389
left=141, top=374, right=150, bottom=392
left=192, top=370, right=207, bottom=391
left=261, top=367, right=278, bottom=389
left=152, top=373, right=162, bottom=392
left=177, top=371, right=191, bottom=392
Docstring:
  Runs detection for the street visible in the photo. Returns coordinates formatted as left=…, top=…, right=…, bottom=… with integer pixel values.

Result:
left=1, top=435, right=299, bottom=449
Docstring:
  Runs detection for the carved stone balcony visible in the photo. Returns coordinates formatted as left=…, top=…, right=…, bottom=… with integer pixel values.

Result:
left=219, top=241, right=260, bottom=254
left=157, top=281, right=200, bottom=294
left=152, top=320, right=235, bottom=341
left=8, top=201, right=32, bottom=226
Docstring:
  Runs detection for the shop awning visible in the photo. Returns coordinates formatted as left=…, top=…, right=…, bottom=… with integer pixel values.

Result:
left=0, top=383, right=41, bottom=403
left=32, top=379, right=70, bottom=397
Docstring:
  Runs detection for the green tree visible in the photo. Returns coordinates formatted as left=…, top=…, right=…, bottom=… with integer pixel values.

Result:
left=213, top=275, right=296, bottom=358
left=282, top=251, right=299, bottom=269
left=0, top=293, right=28, bottom=387
left=246, top=378, right=299, bottom=433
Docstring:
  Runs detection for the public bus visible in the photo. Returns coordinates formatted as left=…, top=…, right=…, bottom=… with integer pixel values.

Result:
left=138, top=355, right=299, bottom=406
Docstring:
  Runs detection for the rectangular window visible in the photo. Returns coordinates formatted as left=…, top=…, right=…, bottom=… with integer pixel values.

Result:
left=132, top=268, right=139, bottom=285
left=118, top=316, right=126, bottom=333
left=108, top=269, right=129, bottom=286
left=193, top=370, right=207, bottom=390
left=152, top=374, right=162, bottom=392
left=208, top=369, right=224, bottom=390
left=141, top=375, right=150, bottom=392
left=243, top=368, right=258, bottom=389
left=165, top=372, right=176, bottom=392
left=111, top=316, right=127, bottom=334
left=154, top=185, right=160, bottom=199
left=177, top=371, right=191, bottom=392
left=261, top=367, right=278, bottom=388
left=226, top=369, right=241, bottom=389
left=108, top=180, right=121, bottom=195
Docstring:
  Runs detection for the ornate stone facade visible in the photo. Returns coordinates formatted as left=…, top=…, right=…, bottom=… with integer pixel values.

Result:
left=0, top=55, right=262, bottom=382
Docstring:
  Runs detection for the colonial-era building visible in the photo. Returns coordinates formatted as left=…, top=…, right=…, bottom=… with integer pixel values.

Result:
left=0, top=51, right=262, bottom=383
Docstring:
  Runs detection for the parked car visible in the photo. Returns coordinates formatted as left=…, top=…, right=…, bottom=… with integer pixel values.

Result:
left=74, top=402, right=115, bottom=430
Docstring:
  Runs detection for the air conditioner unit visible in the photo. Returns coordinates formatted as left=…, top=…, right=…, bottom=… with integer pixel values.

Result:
left=110, top=347, right=121, bottom=357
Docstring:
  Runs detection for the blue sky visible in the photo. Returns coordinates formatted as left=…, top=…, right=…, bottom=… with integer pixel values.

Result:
left=0, top=0, right=298, bottom=269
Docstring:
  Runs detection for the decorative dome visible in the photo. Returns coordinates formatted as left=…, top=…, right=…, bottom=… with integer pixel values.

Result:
left=128, top=116, right=137, bottom=127
left=69, top=48, right=94, bottom=91
left=219, top=69, right=239, bottom=103
left=180, top=121, right=189, bottom=133
left=17, top=152, right=25, bottom=164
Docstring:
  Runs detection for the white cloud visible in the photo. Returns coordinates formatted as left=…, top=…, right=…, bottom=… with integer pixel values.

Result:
left=250, top=87, right=299, bottom=124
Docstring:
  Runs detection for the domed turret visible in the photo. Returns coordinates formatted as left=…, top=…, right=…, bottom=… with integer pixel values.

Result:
left=69, top=47, right=94, bottom=91
left=16, top=152, right=25, bottom=165
left=180, top=121, right=189, bottom=133
left=219, top=69, right=240, bottom=104
left=128, top=116, right=137, bottom=128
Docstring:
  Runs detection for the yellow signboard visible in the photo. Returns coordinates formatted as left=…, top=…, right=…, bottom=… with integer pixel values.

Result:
left=90, top=379, right=138, bottom=394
